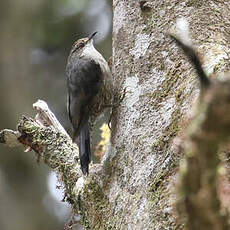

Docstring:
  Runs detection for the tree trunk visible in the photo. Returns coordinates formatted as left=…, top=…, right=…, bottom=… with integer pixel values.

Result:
left=104, top=0, right=230, bottom=229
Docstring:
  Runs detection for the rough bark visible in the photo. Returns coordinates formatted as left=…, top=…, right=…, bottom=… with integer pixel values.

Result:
left=0, top=101, right=81, bottom=206
left=1, top=1, right=230, bottom=229
left=108, top=0, right=230, bottom=229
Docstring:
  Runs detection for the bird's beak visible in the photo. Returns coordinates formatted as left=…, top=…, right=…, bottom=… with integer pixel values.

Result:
left=88, top=31, right=97, bottom=41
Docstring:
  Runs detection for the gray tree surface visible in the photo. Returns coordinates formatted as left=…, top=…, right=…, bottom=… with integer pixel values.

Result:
left=109, top=0, right=230, bottom=229
left=1, top=0, right=230, bottom=229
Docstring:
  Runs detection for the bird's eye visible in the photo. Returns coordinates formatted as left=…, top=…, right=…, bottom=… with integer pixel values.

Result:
left=79, top=42, right=85, bottom=48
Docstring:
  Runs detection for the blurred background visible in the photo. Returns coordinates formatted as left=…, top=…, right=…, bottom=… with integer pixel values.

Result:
left=0, top=0, right=112, bottom=229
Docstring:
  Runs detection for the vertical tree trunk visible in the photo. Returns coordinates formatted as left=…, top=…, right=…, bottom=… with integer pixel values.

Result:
left=103, top=0, right=230, bottom=229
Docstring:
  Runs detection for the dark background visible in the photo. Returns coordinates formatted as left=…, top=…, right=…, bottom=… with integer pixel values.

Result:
left=0, top=0, right=112, bottom=229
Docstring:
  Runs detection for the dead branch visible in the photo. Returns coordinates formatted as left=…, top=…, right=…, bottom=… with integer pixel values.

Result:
left=0, top=100, right=109, bottom=227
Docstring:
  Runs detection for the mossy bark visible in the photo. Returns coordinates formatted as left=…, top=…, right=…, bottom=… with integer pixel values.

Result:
left=104, top=0, right=230, bottom=229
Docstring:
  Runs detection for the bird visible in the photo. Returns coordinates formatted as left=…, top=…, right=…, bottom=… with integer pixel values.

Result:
left=66, top=32, right=113, bottom=175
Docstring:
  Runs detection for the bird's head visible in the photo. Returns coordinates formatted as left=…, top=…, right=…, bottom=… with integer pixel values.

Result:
left=71, top=31, right=97, bottom=54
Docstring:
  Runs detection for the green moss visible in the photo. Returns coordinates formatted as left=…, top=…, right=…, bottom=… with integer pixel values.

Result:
left=151, top=173, right=165, bottom=193
left=75, top=177, right=113, bottom=229
left=186, top=0, right=203, bottom=7
left=151, top=139, right=164, bottom=152
left=175, top=85, right=186, bottom=102
left=212, top=60, right=228, bottom=75
left=151, top=107, right=183, bottom=155
left=150, top=61, right=183, bottom=108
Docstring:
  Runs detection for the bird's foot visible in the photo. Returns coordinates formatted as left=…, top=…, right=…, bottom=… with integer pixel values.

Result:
left=108, top=87, right=128, bottom=129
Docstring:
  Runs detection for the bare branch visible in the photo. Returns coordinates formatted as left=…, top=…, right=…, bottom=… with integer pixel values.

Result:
left=1, top=100, right=82, bottom=201
left=33, top=100, right=69, bottom=136
left=0, top=99, right=111, bottom=227
left=0, top=129, right=21, bottom=147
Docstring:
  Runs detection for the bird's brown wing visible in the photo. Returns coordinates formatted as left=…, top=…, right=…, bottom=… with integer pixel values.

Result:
left=66, top=57, right=103, bottom=174
left=66, top=57, right=102, bottom=137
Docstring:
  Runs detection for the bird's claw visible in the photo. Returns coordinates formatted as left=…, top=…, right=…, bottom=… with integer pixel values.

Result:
left=108, top=87, right=128, bottom=129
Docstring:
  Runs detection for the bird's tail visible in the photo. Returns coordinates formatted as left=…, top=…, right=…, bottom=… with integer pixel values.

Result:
left=76, top=121, right=91, bottom=175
